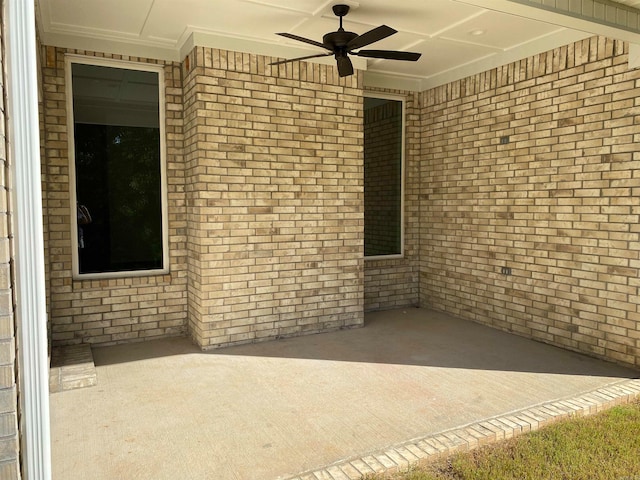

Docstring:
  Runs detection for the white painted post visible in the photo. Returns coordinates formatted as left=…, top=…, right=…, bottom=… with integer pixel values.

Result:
left=6, top=0, right=52, bottom=478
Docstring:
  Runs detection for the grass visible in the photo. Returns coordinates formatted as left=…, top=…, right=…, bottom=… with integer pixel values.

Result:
left=366, top=400, right=640, bottom=480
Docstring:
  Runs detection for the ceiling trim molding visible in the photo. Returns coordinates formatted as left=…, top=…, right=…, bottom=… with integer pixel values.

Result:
left=419, top=28, right=592, bottom=91
left=39, top=26, right=593, bottom=92
left=363, top=71, right=424, bottom=92
left=39, top=31, right=180, bottom=61
left=178, top=30, right=368, bottom=70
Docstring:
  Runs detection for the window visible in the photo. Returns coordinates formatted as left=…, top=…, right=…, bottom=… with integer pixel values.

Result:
left=67, top=57, right=168, bottom=278
left=364, top=95, right=404, bottom=258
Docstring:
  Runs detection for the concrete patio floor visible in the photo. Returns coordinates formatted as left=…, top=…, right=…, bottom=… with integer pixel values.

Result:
left=50, top=308, right=640, bottom=480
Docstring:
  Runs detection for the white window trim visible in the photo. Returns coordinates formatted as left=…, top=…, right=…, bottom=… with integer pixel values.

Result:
left=65, top=55, right=170, bottom=280
left=363, top=92, right=406, bottom=261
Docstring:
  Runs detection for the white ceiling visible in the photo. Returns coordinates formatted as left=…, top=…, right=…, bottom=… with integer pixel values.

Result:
left=36, top=0, right=640, bottom=91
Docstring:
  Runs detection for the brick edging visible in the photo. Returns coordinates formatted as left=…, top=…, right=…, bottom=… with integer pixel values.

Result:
left=284, top=378, right=640, bottom=480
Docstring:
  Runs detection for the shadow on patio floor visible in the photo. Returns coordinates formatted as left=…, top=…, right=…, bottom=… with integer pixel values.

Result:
left=51, top=308, right=638, bottom=480
left=94, top=307, right=638, bottom=378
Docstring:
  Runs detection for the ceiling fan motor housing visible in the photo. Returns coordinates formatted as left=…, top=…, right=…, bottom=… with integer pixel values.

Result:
left=323, top=30, right=359, bottom=50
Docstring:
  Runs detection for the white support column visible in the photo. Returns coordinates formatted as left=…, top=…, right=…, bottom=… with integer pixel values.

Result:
left=6, top=1, right=52, bottom=479
left=629, top=42, right=640, bottom=68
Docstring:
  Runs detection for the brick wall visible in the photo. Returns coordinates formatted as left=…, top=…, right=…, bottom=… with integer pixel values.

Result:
left=41, top=47, right=188, bottom=346
left=0, top=2, right=21, bottom=478
left=420, top=36, right=640, bottom=368
left=183, top=47, right=364, bottom=348
left=40, top=36, right=640, bottom=369
left=364, top=88, right=420, bottom=311
left=40, top=45, right=366, bottom=349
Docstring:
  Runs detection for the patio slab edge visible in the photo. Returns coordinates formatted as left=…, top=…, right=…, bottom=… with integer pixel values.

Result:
left=284, top=377, right=640, bottom=480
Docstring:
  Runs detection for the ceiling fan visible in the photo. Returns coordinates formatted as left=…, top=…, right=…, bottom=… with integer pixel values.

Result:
left=270, top=4, right=421, bottom=77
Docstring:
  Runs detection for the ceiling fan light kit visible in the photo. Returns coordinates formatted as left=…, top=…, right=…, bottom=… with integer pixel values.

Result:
left=270, top=4, right=421, bottom=77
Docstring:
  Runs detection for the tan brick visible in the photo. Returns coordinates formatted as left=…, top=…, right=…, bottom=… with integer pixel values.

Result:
left=42, top=48, right=188, bottom=346
left=420, top=36, right=639, bottom=369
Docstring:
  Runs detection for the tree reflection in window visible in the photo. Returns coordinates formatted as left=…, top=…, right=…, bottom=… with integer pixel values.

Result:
left=75, top=124, right=162, bottom=273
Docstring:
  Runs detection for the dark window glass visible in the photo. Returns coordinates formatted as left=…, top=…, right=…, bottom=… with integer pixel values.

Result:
left=364, top=97, right=403, bottom=257
left=72, top=63, right=164, bottom=274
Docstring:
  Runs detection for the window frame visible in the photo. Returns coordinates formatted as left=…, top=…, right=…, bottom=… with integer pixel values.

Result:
left=363, top=92, right=406, bottom=261
left=65, top=55, right=169, bottom=280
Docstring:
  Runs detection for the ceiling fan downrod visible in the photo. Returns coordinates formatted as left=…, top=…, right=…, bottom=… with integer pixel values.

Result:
left=333, top=4, right=350, bottom=30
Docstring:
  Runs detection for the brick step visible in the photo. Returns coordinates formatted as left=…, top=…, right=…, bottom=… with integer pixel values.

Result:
left=50, top=344, right=97, bottom=393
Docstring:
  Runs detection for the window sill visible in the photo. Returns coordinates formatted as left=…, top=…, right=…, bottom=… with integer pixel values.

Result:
left=72, top=267, right=169, bottom=282
left=364, top=254, right=404, bottom=261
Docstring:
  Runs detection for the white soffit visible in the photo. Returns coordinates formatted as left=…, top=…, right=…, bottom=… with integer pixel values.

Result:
left=459, top=0, right=640, bottom=41
left=36, top=0, right=640, bottom=91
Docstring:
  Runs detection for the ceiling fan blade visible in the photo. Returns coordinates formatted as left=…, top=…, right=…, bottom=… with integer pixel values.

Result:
left=355, top=50, right=422, bottom=61
left=276, top=32, right=330, bottom=51
left=269, top=52, right=333, bottom=66
left=336, top=55, right=354, bottom=77
left=346, top=25, right=396, bottom=51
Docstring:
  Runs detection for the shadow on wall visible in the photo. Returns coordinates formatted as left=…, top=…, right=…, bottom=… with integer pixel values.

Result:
left=92, top=308, right=639, bottom=379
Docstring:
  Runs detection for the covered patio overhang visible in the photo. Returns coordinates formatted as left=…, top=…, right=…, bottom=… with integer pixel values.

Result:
left=50, top=308, right=639, bottom=479
left=7, top=0, right=640, bottom=478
